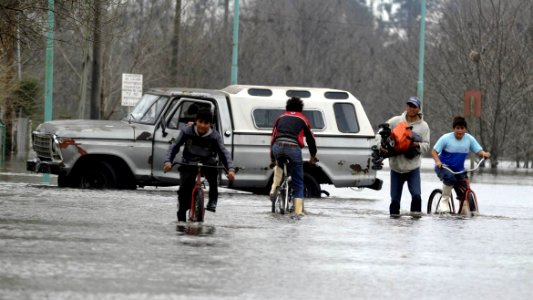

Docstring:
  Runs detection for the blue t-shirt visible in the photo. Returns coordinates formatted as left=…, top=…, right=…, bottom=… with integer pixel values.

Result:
left=433, top=132, right=482, bottom=172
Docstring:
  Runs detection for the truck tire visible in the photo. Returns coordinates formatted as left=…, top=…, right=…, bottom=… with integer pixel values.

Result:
left=57, top=172, right=72, bottom=188
left=79, top=161, right=118, bottom=189
left=304, top=173, right=321, bottom=198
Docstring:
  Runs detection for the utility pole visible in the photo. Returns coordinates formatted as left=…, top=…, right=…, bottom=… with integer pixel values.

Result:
left=230, top=0, right=240, bottom=85
left=417, top=0, right=427, bottom=108
left=42, top=0, right=55, bottom=183
left=44, top=0, right=54, bottom=122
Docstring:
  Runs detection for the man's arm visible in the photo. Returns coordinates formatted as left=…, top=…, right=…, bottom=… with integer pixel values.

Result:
left=431, top=149, right=442, bottom=168
left=163, top=131, right=185, bottom=172
left=416, top=122, right=431, bottom=154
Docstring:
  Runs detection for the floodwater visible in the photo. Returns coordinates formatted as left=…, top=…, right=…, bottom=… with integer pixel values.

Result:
left=1, top=157, right=533, bottom=299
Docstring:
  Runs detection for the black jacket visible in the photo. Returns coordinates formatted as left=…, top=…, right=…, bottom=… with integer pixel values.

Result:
left=165, top=124, right=235, bottom=171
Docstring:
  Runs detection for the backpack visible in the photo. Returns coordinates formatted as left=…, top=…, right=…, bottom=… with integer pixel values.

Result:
left=390, top=121, right=413, bottom=153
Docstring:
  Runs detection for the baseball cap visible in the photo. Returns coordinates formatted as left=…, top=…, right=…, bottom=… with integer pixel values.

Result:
left=406, top=96, right=421, bottom=108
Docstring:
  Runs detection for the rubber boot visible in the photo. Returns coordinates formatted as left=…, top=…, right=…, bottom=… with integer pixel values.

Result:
left=437, top=185, right=452, bottom=213
left=269, top=165, right=283, bottom=201
left=294, top=198, right=304, bottom=216
left=459, top=200, right=471, bottom=216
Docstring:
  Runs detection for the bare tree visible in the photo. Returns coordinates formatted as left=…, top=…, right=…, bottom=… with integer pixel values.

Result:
left=423, top=0, right=533, bottom=168
left=90, top=0, right=102, bottom=119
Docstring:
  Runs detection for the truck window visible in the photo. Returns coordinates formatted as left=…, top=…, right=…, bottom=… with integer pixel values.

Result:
left=252, top=109, right=324, bottom=130
left=334, top=103, right=359, bottom=133
left=167, top=101, right=213, bottom=130
left=130, top=94, right=169, bottom=125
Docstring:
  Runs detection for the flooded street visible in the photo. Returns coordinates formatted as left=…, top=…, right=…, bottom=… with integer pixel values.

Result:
left=1, top=158, right=533, bottom=299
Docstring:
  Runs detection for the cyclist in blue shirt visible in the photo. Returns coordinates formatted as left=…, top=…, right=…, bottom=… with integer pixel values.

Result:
left=431, top=116, right=490, bottom=213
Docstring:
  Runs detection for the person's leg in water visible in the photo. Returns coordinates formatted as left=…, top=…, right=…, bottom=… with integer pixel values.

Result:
left=269, top=165, right=283, bottom=201
left=177, top=166, right=196, bottom=221
left=389, top=170, right=406, bottom=217
left=406, top=168, right=422, bottom=217
left=269, top=143, right=284, bottom=201
left=285, top=147, right=304, bottom=216
left=205, top=167, right=219, bottom=212
left=435, top=167, right=457, bottom=214
left=453, top=174, right=470, bottom=215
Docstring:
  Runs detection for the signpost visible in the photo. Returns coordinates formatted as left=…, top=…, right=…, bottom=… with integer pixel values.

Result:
left=464, top=90, right=481, bottom=117
left=121, top=73, right=143, bottom=107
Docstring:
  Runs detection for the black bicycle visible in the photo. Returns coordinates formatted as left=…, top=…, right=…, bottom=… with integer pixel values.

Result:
left=427, top=158, right=485, bottom=216
left=271, top=157, right=293, bottom=214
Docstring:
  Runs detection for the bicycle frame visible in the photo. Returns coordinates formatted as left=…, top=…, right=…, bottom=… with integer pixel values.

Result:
left=174, top=162, right=226, bottom=222
left=189, top=163, right=206, bottom=222
left=427, top=158, right=484, bottom=216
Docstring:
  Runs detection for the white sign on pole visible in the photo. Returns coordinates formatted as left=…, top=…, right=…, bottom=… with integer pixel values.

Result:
left=121, top=73, right=143, bottom=106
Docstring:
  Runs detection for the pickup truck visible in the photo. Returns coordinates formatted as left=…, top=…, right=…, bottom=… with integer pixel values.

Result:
left=27, top=85, right=383, bottom=197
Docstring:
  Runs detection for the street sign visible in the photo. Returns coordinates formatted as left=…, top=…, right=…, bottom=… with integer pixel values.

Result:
left=121, top=73, right=143, bottom=106
left=464, top=90, right=481, bottom=117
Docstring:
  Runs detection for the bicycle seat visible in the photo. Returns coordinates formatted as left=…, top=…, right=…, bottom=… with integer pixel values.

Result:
left=275, top=154, right=290, bottom=163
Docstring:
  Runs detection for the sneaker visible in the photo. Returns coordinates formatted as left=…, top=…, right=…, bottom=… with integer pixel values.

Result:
left=206, top=201, right=216, bottom=213
left=410, top=211, right=422, bottom=219
left=389, top=214, right=401, bottom=219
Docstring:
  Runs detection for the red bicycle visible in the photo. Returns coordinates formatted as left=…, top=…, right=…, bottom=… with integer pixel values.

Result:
left=175, top=162, right=226, bottom=222
left=427, top=158, right=485, bottom=216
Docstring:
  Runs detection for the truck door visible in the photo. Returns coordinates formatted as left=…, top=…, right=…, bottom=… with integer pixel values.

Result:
left=151, top=98, right=215, bottom=184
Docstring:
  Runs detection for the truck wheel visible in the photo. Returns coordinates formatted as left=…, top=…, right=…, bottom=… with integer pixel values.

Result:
left=79, top=161, right=118, bottom=189
left=304, top=174, right=321, bottom=198
left=58, top=172, right=73, bottom=188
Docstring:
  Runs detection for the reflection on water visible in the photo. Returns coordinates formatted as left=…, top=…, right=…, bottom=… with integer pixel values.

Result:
left=176, top=223, right=216, bottom=236
left=1, top=156, right=533, bottom=299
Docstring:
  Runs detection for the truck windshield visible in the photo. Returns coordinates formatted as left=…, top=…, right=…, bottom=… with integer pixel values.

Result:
left=130, top=94, right=170, bottom=124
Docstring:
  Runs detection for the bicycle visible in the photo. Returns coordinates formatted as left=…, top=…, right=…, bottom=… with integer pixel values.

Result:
left=427, top=158, right=485, bottom=216
left=174, top=162, right=226, bottom=222
left=271, top=156, right=293, bottom=214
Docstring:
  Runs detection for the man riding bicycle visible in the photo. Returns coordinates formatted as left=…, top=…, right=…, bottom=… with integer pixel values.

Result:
left=431, top=116, right=490, bottom=213
left=269, top=97, right=318, bottom=216
left=163, top=108, right=236, bottom=222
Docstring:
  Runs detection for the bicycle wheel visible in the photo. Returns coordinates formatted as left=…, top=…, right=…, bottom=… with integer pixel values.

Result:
left=427, top=189, right=442, bottom=214
left=278, top=186, right=288, bottom=215
left=467, top=190, right=479, bottom=215
left=190, top=189, right=205, bottom=222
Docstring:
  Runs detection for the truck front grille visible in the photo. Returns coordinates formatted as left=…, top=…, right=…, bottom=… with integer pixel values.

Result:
left=32, top=134, right=54, bottom=161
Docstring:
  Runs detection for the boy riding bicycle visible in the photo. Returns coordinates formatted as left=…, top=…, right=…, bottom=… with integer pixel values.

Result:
left=269, top=97, right=318, bottom=216
left=431, top=116, right=490, bottom=213
left=163, top=108, right=236, bottom=222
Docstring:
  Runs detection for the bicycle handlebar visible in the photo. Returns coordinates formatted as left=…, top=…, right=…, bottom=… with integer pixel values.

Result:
left=170, top=162, right=241, bottom=174
left=441, top=157, right=485, bottom=175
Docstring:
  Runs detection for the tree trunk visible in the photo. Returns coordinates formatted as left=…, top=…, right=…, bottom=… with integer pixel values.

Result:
left=170, top=0, right=182, bottom=85
left=0, top=0, right=19, bottom=157
left=90, top=0, right=102, bottom=119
